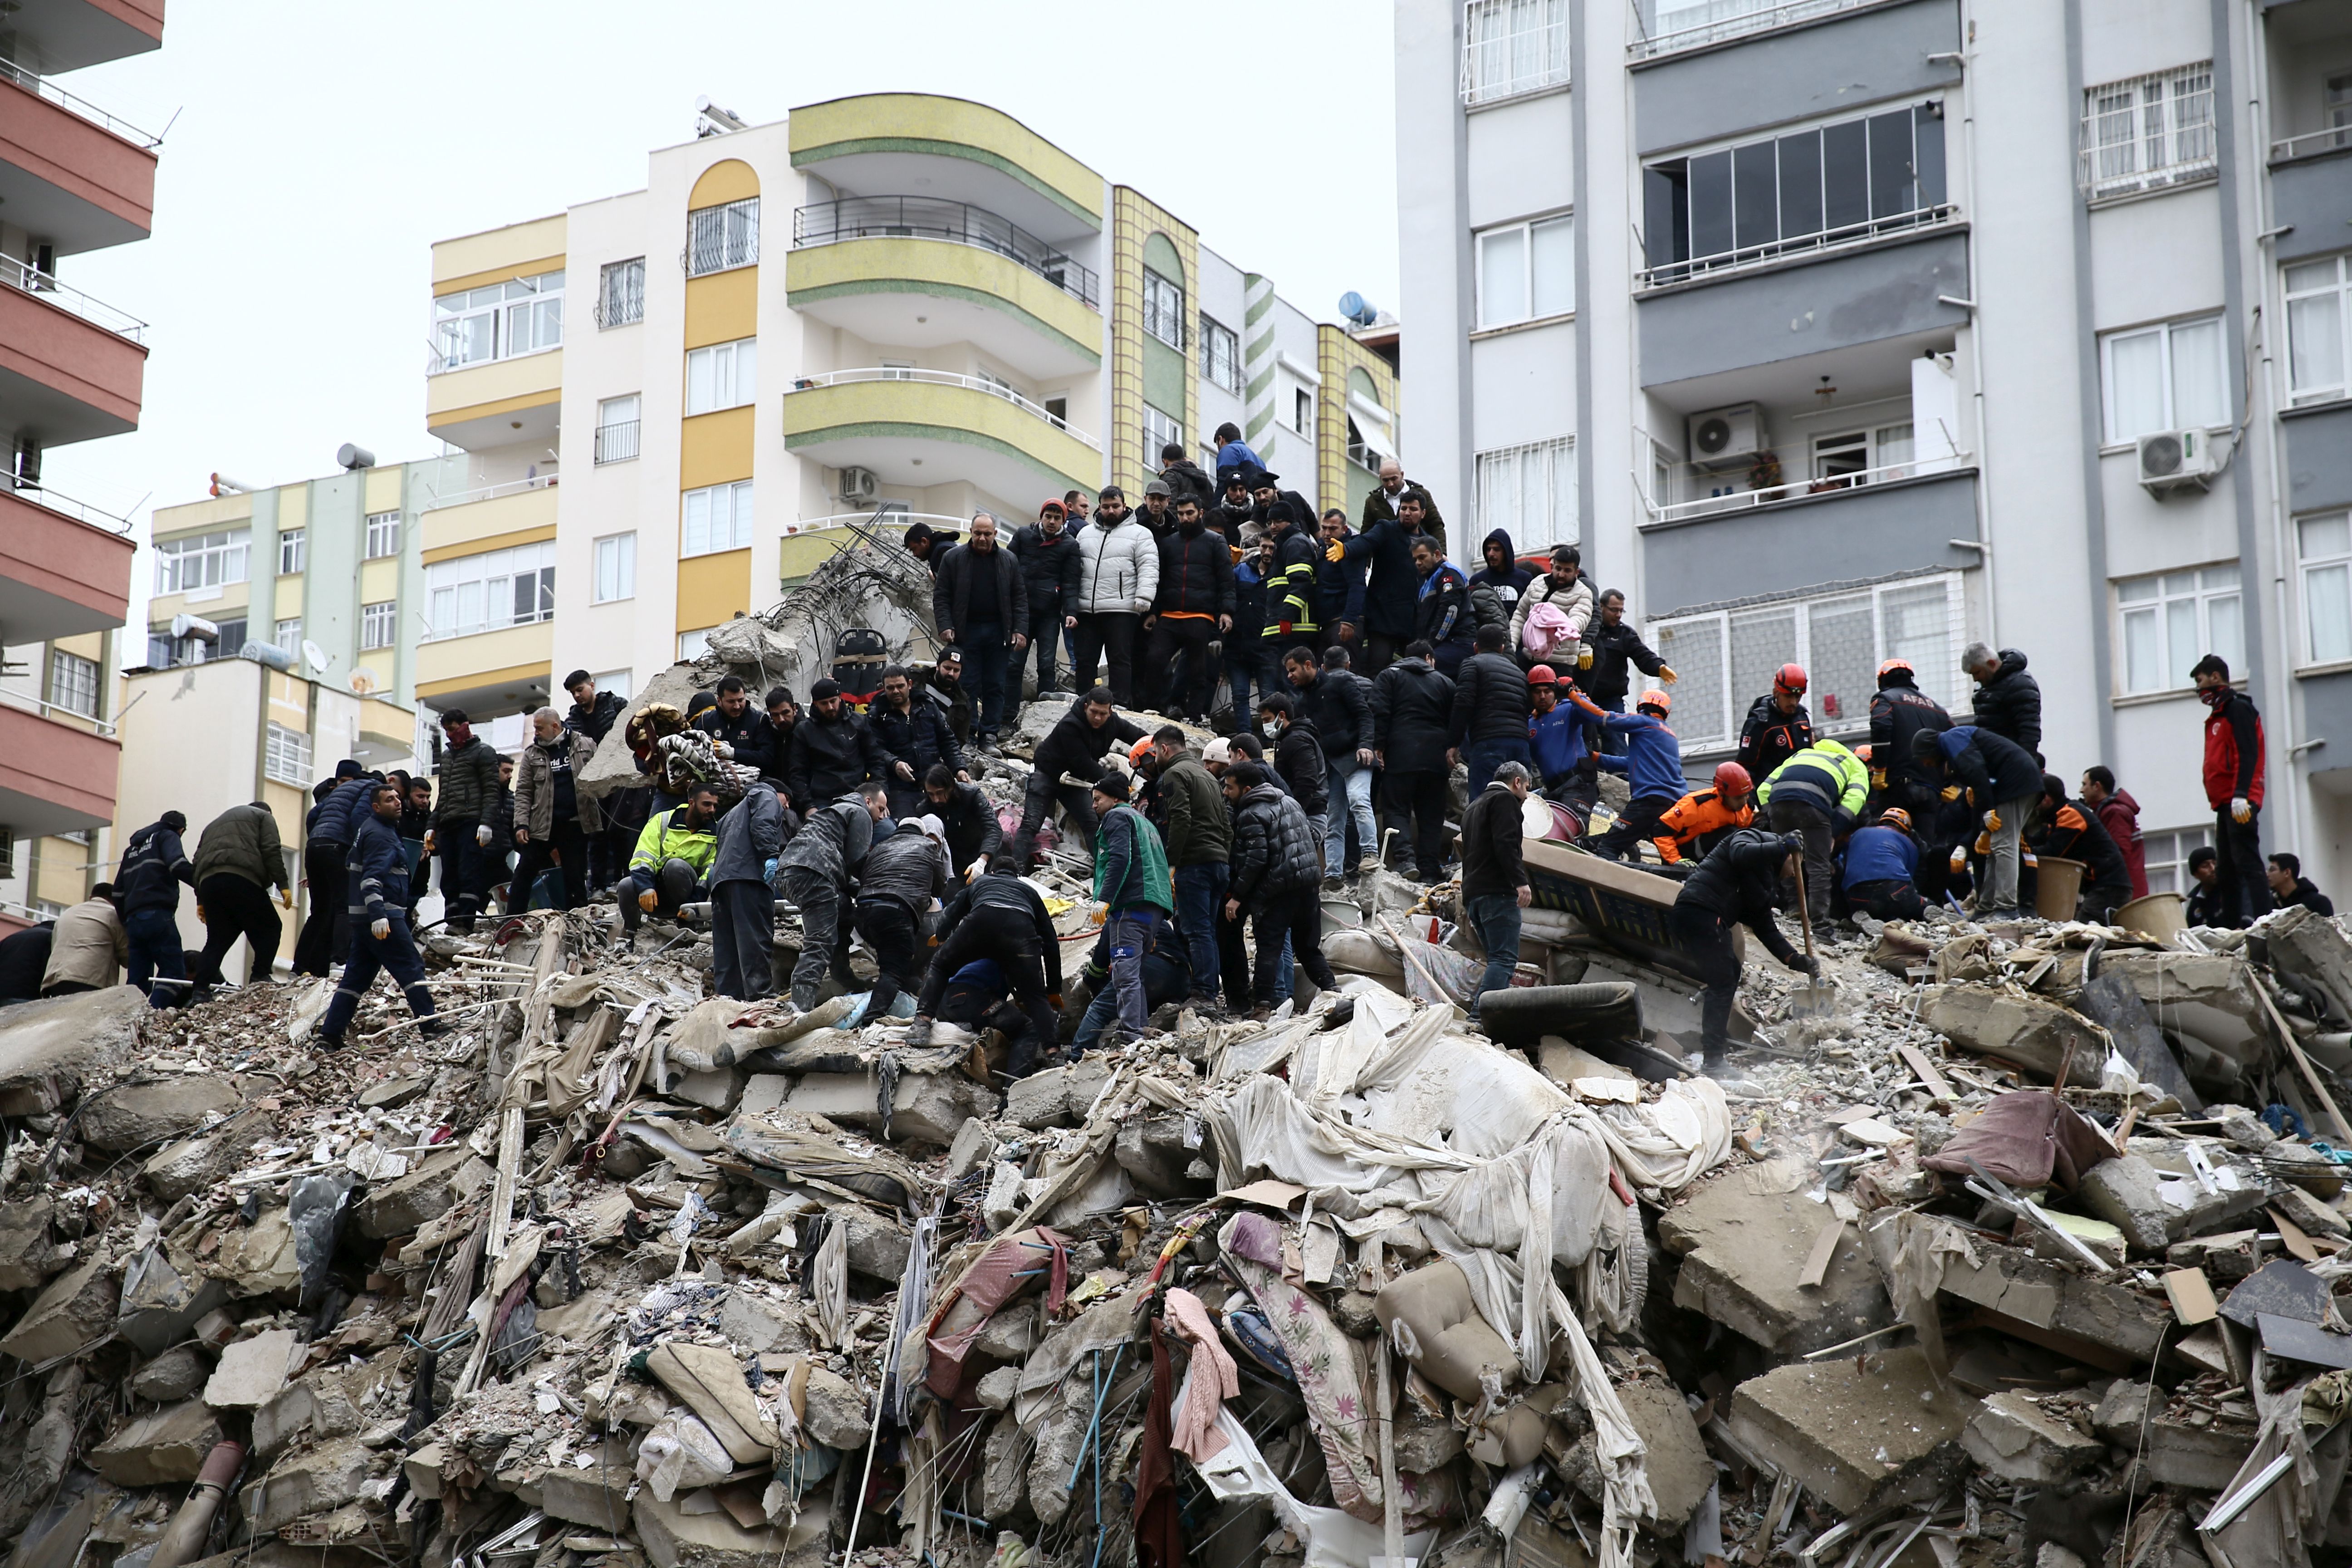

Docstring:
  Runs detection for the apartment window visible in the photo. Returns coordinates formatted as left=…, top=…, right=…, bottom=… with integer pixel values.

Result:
left=1476, top=213, right=1574, bottom=328
left=2141, top=828, right=2211, bottom=896
left=264, top=722, right=312, bottom=788
left=1476, top=437, right=1578, bottom=551
left=2080, top=64, right=2215, bottom=200
left=1650, top=574, right=1962, bottom=748
left=678, top=628, right=712, bottom=661
left=278, top=529, right=305, bottom=576
left=432, top=269, right=563, bottom=370
left=46, top=650, right=98, bottom=718
left=215, top=618, right=247, bottom=655
left=686, top=338, right=758, bottom=415
left=2299, top=512, right=2352, bottom=666
left=0, top=831, right=18, bottom=880
left=594, top=669, right=632, bottom=704
left=423, top=542, right=556, bottom=642
left=360, top=600, right=398, bottom=651
left=1200, top=316, right=1241, bottom=392
left=1462, top=0, right=1569, bottom=105
left=1810, top=422, right=1915, bottom=485
left=2285, top=254, right=2352, bottom=407
left=274, top=617, right=302, bottom=652
left=1142, top=268, right=1185, bottom=350
left=1642, top=103, right=1947, bottom=283
left=682, top=480, right=755, bottom=558
left=1291, top=388, right=1313, bottom=437
left=364, top=510, right=402, bottom=559
left=1143, top=404, right=1184, bottom=472
left=595, top=532, right=637, bottom=603
left=2102, top=316, right=2227, bottom=443
left=154, top=530, right=249, bottom=595
left=598, top=257, right=646, bottom=328
left=687, top=197, right=760, bottom=276
left=596, top=394, right=642, bottom=464
left=2116, top=565, right=2242, bottom=694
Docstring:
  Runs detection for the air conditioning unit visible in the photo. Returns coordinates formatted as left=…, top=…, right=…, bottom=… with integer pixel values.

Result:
left=838, top=466, right=880, bottom=504
left=2137, top=428, right=2215, bottom=495
left=1687, top=403, right=1764, bottom=469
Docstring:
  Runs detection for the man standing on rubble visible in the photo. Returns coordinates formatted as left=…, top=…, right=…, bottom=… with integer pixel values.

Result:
left=776, top=780, right=888, bottom=1013
left=1372, top=639, right=1456, bottom=881
left=1254, top=693, right=1328, bottom=832
left=2194, top=655, right=2270, bottom=926
left=1869, top=659, right=1950, bottom=811
left=118, top=809, right=196, bottom=1007
left=624, top=783, right=721, bottom=932
left=1072, top=487, right=1157, bottom=704
left=1965, top=642, right=2043, bottom=760
left=2081, top=767, right=2146, bottom=897
left=911, top=857, right=1066, bottom=1073
left=931, top=512, right=1029, bottom=753
left=1736, top=665, right=1814, bottom=785
left=922, top=764, right=1003, bottom=883
left=1148, top=726, right=1231, bottom=1013
left=1910, top=723, right=2043, bottom=921
left=430, top=710, right=505, bottom=935
left=187, top=799, right=293, bottom=1002
left=868, top=665, right=962, bottom=820
left=1460, top=760, right=1534, bottom=1025
left=1224, top=761, right=1335, bottom=1018
left=295, top=762, right=371, bottom=977
left=708, top=782, right=789, bottom=1002
left=511, top=709, right=603, bottom=914
left=1074, top=773, right=1174, bottom=1049
left=1288, top=646, right=1378, bottom=886
left=1450, top=622, right=1534, bottom=798
left=1673, top=829, right=1816, bottom=1079
left=1015, top=686, right=1147, bottom=867
left=1574, top=686, right=1686, bottom=862
left=318, top=783, right=445, bottom=1050
left=786, top=679, right=888, bottom=812
left=851, top=813, right=949, bottom=1020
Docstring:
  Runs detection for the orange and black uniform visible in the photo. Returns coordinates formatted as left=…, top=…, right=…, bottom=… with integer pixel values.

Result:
left=2036, top=797, right=2133, bottom=920
left=1649, top=788, right=1755, bottom=865
left=1735, top=696, right=1813, bottom=784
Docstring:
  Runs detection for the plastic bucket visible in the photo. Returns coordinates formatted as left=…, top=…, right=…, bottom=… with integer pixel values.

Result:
left=2116, top=890, right=2187, bottom=943
left=2034, top=855, right=2086, bottom=921
left=1521, top=795, right=1582, bottom=842
left=1321, top=897, right=1365, bottom=938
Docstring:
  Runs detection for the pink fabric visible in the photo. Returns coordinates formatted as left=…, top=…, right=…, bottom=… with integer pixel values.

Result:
left=1522, top=601, right=1576, bottom=657
left=1164, top=1288, right=1238, bottom=1463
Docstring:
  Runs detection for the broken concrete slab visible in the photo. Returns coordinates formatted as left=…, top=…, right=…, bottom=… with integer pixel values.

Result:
left=202, top=1328, right=299, bottom=1409
left=540, top=1448, right=636, bottom=1532
left=142, top=1112, right=272, bottom=1203
left=974, top=1365, right=1020, bottom=1411
left=0, top=1254, right=117, bottom=1362
left=2077, top=971, right=2203, bottom=1113
left=1656, top=1157, right=1892, bottom=1355
left=1720, top=1347, right=1978, bottom=1517
left=353, top=1146, right=493, bottom=1239
left=737, top=1073, right=790, bottom=1118
left=2220, top=1259, right=2330, bottom=1328
left=981, top=1414, right=1027, bottom=1518
left=237, top=1435, right=381, bottom=1535
left=2260, top=904, right=2352, bottom=1025
left=116, top=1243, right=229, bottom=1356
left=1962, top=1392, right=2105, bottom=1483
left=788, top=1068, right=998, bottom=1147
left=204, top=1204, right=300, bottom=1297
left=2093, top=1383, right=2257, bottom=1489
left=252, top=1361, right=382, bottom=1461
left=633, top=1490, right=820, bottom=1568
left=1115, top=1113, right=1212, bottom=1198
left=2075, top=1155, right=2170, bottom=1256
left=2097, top=952, right=2272, bottom=1081
left=719, top=1291, right=807, bottom=1355
left=129, top=1344, right=211, bottom=1404
left=1004, top=1060, right=1114, bottom=1130
left=1933, top=1235, right=2175, bottom=1366
left=801, top=1364, right=872, bottom=1450
left=0, top=1197, right=63, bottom=1292
left=78, top=1074, right=245, bottom=1152
left=89, top=1398, right=223, bottom=1486
left=841, top=1215, right=910, bottom=1282
left=1615, top=1381, right=1714, bottom=1532
left=0, top=985, right=148, bottom=1116
left=1916, top=984, right=2098, bottom=1081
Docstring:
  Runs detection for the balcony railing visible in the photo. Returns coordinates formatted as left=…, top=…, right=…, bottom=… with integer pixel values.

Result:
left=787, top=510, right=971, bottom=537
left=0, top=56, right=161, bottom=147
left=419, top=473, right=559, bottom=512
left=0, top=685, right=117, bottom=737
left=1637, top=203, right=1957, bottom=289
left=0, top=253, right=147, bottom=342
left=1627, top=0, right=1879, bottom=59
left=792, top=198, right=1100, bottom=309
left=5, top=482, right=133, bottom=535
left=2272, top=126, right=2352, bottom=163
left=594, top=420, right=640, bottom=465
left=785, top=368, right=1104, bottom=451
left=1644, top=455, right=1965, bottom=526
left=2078, top=68, right=2217, bottom=199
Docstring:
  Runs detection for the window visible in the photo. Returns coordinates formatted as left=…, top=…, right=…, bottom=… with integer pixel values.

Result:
left=2101, top=316, right=2227, bottom=443
left=278, top=529, right=305, bottom=576
left=598, top=257, right=646, bottom=328
left=2300, top=512, right=2352, bottom=666
left=264, top=722, right=312, bottom=788
left=1293, top=388, right=1313, bottom=436
left=1476, top=437, right=1578, bottom=550
left=423, top=542, right=556, bottom=642
left=364, top=510, right=402, bottom=559
left=597, top=394, right=642, bottom=464
left=594, top=669, right=633, bottom=704
left=1142, top=268, right=1186, bottom=350
left=1633, top=0, right=1875, bottom=57
left=2141, top=827, right=2211, bottom=896
left=361, top=600, right=398, bottom=651
left=1044, top=396, right=1070, bottom=430
left=215, top=618, right=247, bottom=655
left=154, top=530, right=249, bottom=595
left=1200, top=316, right=1241, bottom=392
left=46, top=650, right=97, bottom=718
left=274, top=617, right=302, bottom=652
left=1809, top=422, right=1915, bottom=485
left=682, top=480, right=755, bottom=557
left=687, top=198, right=760, bottom=276
left=1642, top=103, right=1948, bottom=283
left=432, top=269, right=563, bottom=370
left=2285, top=254, right=2352, bottom=407
left=686, top=338, right=758, bottom=415
left=595, top=532, right=637, bottom=603
left=1462, top=0, right=1569, bottom=104
left=1649, top=574, right=1963, bottom=749
left=1476, top=213, right=1574, bottom=328
left=678, top=628, right=712, bottom=661
left=2116, top=564, right=2243, bottom=693
left=1143, top=404, right=1184, bottom=472
left=0, top=831, right=16, bottom=880
left=2080, top=64, right=2215, bottom=199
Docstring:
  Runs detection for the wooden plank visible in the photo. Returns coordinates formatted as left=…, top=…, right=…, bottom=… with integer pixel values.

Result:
left=2271, top=1207, right=2322, bottom=1264
left=1798, top=1220, right=1845, bottom=1290
left=2254, top=983, right=2352, bottom=1144
left=2163, top=1268, right=2220, bottom=1327
left=1896, top=1044, right=1956, bottom=1102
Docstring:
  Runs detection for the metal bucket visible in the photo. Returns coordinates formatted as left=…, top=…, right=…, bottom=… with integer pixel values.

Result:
left=2034, top=855, right=2086, bottom=921
left=2116, top=890, right=2187, bottom=943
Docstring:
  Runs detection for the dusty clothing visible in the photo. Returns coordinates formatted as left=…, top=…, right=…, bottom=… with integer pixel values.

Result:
left=41, top=898, right=126, bottom=993
left=193, top=804, right=291, bottom=893
left=776, top=796, right=876, bottom=889
left=710, top=787, right=789, bottom=887
left=515, top=731, right=605, bottom=838
left=857, top=827, right=950, bottom=919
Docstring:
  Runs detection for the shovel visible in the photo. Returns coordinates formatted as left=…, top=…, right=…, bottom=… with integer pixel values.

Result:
left=1788, top=858, right=1838, bottom=1019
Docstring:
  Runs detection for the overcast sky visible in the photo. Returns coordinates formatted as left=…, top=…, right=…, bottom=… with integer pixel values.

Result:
left=44, top=0, right=1401, bottom=627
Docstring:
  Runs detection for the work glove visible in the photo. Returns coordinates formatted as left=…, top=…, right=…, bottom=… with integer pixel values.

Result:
left=1950, top=846, right=1968, bottom=874
left=1973, top=832, right=1992, bottom=857
left=1870, top=769, right=1888, bottom=791
left=715, top=742, right=735, bottom=760
left=1088, top=903, right=1109, bottom=927
left=1940, top=785, right=1962, bottom=802
left=1048, top=993, right=1065, bottom=1009
left=423, top=831, right=436, bottom=853
left=965, top=857, right=987, bottom=883
left=762, top=858, right=779, bottom=883
left=2232, top=796, right=2252, bottom=824
left=1577, top=647, right=1594, bottom=670
left=1657, top=665, right=1677, bottom=683
left=1324, top=540, right=1345, bottom=564
left=1982, top=809, right=2001, bottom=831
left=279, top=889, right=294, bottom=910
left=370, top=917, right=390, bottom=940
left=1791, top=955, right=1819, bottom=978
left=475, top=824, right=493, bottom=847
left=638, top=889, right=659, bottom=913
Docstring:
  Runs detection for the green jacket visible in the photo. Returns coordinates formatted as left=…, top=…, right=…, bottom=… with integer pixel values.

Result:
left=1157, top=755, right=1230, bottom=867
left=1093, top=803, right=1173, bottom=913
left=1758, top=738, right=1870, bottom=824
left=629, top=805, right=719, bottom=879
left=192, top=802, right=290, bottom=892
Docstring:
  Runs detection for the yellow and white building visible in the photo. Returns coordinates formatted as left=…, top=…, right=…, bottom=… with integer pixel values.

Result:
left=418, top=93, right=1404, bottom=717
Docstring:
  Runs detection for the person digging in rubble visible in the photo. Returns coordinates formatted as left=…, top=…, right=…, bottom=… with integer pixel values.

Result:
left=2269, top=852, right=2333, bottom=916
left=2080, top=766, right=2146, bottom=897
left=851, top=812, right=951, bottom=1022
left=1909, top=722, right=2042, bottom=921
left=1869, top=658, right=1951, bottom=813
left=623, top=783, right=720, bottom=933
left=40, top=883, right=125, bottom=997
left=1756, top=733, right=1869, bottom=941
left=1575, top=686, right=1684, bottom=862
left=1073, top=772, right=1174, bottom=1049
left=1461, top=760, right=1535, bottom=1026
left=1841, top=807, right=1932, bottom=921
left=921, top=764, right=1004, bottom=883
left=187, top=799, right=294, bottom=1004
left=776, top=779, right=887, bottom=1013
left=1224, top=760, right=1335, bottom=1019
left=1524, top=663, right=1595, bottom=832
left=1650, top=762, right=1756, bottom=870
left=1736, top=663, right=1815, bottom=784
left=709, top=782, right=789, bottom=1002
left=1073, top=913, right=1197, bottom=1056
left=909, top=857, right=1065, bottom=1075
left=1672, top=828, right=1816, bottom=1081
left=2032, top=774, right=2134, bottom=923
left=318, top=783, right=446, bottom=1050
left=1014, top=685, right=1147, bottom=868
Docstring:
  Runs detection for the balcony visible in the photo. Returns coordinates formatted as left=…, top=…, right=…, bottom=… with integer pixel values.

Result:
left=2269, top=137, right=2352, bottom=267
left=0, top=689, right=119, bottom=837
left=0, top=485, right=135, bottom=644
left=779, top=512, right=967, bottom=587
left=0, top=59, right=160, bottom=255
left=2077, top=66, right=2218, bottom=203
left=419, top=475, right=558, bottom=558
left=0, top=253, right=147, bottom=447
left=1, top=2, right=165, bottom=75
left=425, top=346, right=562, bottom=452
left=1461, top=0, right=1571, bottom=105
left=1627, top=0, right=1887, bottom=59
left=788, top=199, right=1102, bottom=380
left=414, top=621, right=554, bottom=717
left=789, top=94, right=1102, bottom=245
left=782, top=368, right=1102, bottom=500
left=1638, top=463, right=1979, bottom=611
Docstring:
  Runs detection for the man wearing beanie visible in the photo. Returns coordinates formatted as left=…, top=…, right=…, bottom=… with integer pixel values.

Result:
left=785, top=678, right=887, bottom=809
left=1073, top=771, right=1174, bottom=1051
left=117, top=808, right=197, bottom=1007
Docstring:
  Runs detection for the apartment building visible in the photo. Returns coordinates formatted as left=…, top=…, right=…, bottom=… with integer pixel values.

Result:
left=0, top=0, right=163, bottom=930
left=418, top=93, right=1401, bottom=719
left=1398, top=0, right=2352, bottom=893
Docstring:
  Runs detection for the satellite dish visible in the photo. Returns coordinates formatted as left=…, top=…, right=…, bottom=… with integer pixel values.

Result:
left=302, top=640, right=332, bottom=676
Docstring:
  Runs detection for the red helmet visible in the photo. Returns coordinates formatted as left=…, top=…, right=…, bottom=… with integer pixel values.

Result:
left=1638, top=688, right=1671, bottom=715
left=1774, top=662, right=1808, bottom=695
left=1527, top=664, right=1558, bottom=686
left=1713, top=762, right=1752, bottom=798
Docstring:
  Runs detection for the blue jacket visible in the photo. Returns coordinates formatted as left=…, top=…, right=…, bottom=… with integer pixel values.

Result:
left=312, top=776, right=381, bottom=848
left=347, top=813, right=412, bottom=922
left=1215, top=438, right=1267, bottom=491
left=1842, top=825, right=1919, bottom=889
left=1529, top=704, right=1591, bottom=781
left=1589, top=707, right=1685, bottom=803
left=1317, top=531, right=1367, bottom=629
left=118, top=823, right=195, bottom=917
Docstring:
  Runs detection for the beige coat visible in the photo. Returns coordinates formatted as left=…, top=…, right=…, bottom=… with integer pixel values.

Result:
left=41, top=897, right=126, bottom=992
left=514, top=731, right=605, bottom=839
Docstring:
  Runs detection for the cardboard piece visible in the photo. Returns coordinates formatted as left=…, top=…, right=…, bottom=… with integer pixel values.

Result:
left=2162, top=1269, right=2220, bottom=1327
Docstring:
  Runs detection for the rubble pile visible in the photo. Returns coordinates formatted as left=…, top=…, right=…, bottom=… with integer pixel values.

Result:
left=23, top=706, right=2352, bottom=1568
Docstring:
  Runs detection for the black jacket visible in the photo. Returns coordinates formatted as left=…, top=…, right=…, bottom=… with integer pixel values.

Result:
left=938, top=872, right=1064, bottom=990
left=2283, top=878, right=2336, bottom=917
left=2186, top=882, right=2228, bottom=927
left=1231, top=557, right=1271, bottom=644
left=118, top=822, right=196, bottom=917
left=1010, top=524, right=1084, bottom=622
left=786, top=710, right=887, bottom=806
left=929, top=779, right=1004, bottom=871
left=752, top=714, right=797, bottom=786
left=1033, top=698, right=1148, bottom=785
left=1160, top=459, right=1217, bottom=516
left=1263, top=526, right=1323, bottom=637
left=694, top=704, right=769, bottom=774
left=434, top=735, right=505, bottom=823
left=1736, top=696, right=1815, bottom=784
left=2038, top=798, right=2132, bottom=893
left=1869, top=681, right=1951, bottom=794
left=1154, top=525, right=1237, bottom=619
left=1971, top=649, right=2043, bottom=758
left=1269, top=722, right=1329, bottom=818
left=1361, top=486, right=1448, bottom=555
left=856, top=828, right=949, bottom=918
left=1292, top=668, right=1372, bottom=757
left=1578, top=618, right=1667, bottom=710
left=868, top=698, right=960, bottom=785
left=1372, top=657, right=1456, bottom=774
left=1341, top=518, right=1424, bottom=639
left=1930, top=725, right=2043, bottom=808
left=569, top=690, right=627, bottom=743
left=1677, top=829, right=1802, bottom=966
left=1450, top=651, right=1531, bottom=746
left=1229, top=784, right=1322, bottom=906
left=1460, top=782, right=1527, bottom=901
left=931, top=541, right=1028, bottom=637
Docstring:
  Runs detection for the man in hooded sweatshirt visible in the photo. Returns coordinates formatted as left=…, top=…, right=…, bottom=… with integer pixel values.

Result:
left=1470, top=529, right=1533, bottom=623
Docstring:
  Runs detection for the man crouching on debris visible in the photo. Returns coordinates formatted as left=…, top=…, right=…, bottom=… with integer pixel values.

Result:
left=318, top=782, right=445, bottom=1050
left=1671, top=828, right=1817, bottom=1080
left=909, top=857, right=1065, bottom=1075
left=776, top=780, right=887, bottom=1013
left=624, top=784, right=720, bottom=933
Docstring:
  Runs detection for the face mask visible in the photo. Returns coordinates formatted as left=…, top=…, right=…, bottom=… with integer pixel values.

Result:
left=2199, top=686, right=2224, bottom=708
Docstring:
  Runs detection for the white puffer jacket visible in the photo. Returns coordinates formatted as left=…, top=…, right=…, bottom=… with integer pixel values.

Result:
left=1076, top=518, right=1160, bottom=616
left=1511, top=573, right=1593, bottom=655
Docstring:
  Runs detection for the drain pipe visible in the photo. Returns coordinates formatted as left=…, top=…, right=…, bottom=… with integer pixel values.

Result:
left=149, top=1440, right=245, bottom=1568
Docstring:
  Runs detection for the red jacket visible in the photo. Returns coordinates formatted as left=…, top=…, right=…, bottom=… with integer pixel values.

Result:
left=2201, top=689, right=2265, bottom=810
left=2095, top=789, right=2148, bottom=898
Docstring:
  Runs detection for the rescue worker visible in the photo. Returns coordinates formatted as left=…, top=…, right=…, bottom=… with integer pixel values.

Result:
left=318, top=782, right=444, bottom=1049
left=1672, top=829, right=1815, bottom=1079
left=1756, top=736, right=1870, bottom=941
left=1910, top=724, right=2043, bottom=921
left=776, top=781, right=887, bottom=1012
left=1869, top=658, right=1951, bottom=810
left=1735, top=664, right=1815, bottom=784
left=1842, top=806, right=1929, bottom=921
left=709, top=783, right=788, bottom=1002
left=2034, top=775, right=2134, bottom=924
left=1574, top=686, right=1685, bottom=860
left=1650, top=763, right=1756, bottom=867
left=624, top=783, right=721, bottom=931
left=1526, top=664, right=1598, bottom=825
left=910, top=858, right=1067, bottom=1077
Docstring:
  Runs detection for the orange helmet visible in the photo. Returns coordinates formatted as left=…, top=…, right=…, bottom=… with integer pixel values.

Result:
left=1638, top=689, right=1672, bottom=715
left=1127, top=737, right=1154, bottom=768
left=1527, top=664, right=1558, bottom=686
left=1774, top=662, right=1808, bottom=695
left=1713, top=762, right=1752, bottom=797
left=1877, top=657, right=1914, bottom=679
left=1880, top=807, right=1914, bottom=833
